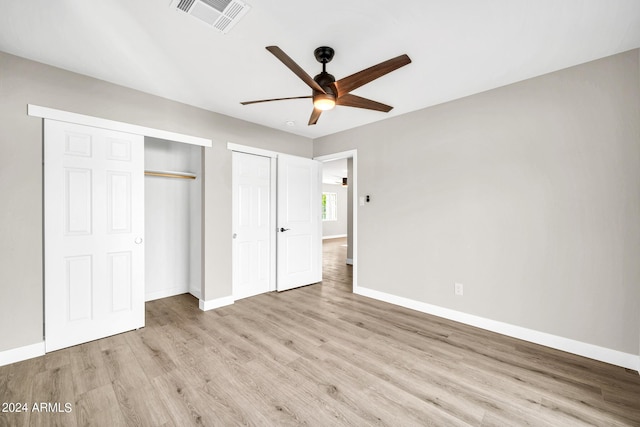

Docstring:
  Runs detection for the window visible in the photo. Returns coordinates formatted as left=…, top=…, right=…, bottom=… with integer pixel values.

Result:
left=322, top=192, right=337, bottom=221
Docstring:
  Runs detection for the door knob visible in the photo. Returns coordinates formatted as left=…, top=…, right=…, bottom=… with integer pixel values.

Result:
left=135, top=237, right=143, bottom=244
left=279, top=228, right=290, bottom=232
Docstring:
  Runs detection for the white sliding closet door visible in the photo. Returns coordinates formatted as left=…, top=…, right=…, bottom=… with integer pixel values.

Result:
left=44, top=119, right=145, bottom=352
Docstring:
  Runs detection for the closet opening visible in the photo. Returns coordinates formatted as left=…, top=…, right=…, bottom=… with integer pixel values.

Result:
left=144, top=137, right=202, bottom=301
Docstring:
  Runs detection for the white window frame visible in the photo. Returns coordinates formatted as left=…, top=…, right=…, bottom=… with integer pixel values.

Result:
left=322, top=192, right=338, bottom=222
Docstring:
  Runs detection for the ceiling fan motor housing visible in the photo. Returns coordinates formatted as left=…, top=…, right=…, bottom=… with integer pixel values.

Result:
left=313, top=71, right=337, bottom=106
left=314, top=72, right=336, bottom=94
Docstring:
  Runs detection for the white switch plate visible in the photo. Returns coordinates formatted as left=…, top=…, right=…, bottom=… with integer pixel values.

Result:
left=454, top=282, right=464, bottom=296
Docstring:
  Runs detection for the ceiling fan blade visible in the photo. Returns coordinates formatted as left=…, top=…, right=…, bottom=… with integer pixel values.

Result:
left=335, top=54, right=411, bottom=97
left=266, top=46, right=326, bottom=94
left=336, top=94, right=393, bottom=112
left=308, top=108, right=322, bottom=125
left=241, top=95, right=311, bottom=105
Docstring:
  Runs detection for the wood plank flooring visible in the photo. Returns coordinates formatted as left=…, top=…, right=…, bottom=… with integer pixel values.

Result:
left=2, top=237, right=640, bottom=426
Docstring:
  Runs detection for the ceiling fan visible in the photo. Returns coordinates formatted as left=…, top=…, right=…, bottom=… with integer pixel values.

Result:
left=241, top=46, right=412, bottom=125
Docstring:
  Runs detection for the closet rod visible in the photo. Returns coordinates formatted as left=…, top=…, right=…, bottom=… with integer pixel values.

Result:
left=144, top=170, right=197, bottom=180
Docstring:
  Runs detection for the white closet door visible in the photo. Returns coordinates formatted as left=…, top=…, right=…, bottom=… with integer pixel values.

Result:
left=277, top=154, right=322, bottom=291
left=232, top=152, right=273, bottom=299
left=44, top=119, right=145, bottom=352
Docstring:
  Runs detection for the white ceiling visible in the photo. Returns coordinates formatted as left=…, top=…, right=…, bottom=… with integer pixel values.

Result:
left=1, top=0, right=639, bottom=139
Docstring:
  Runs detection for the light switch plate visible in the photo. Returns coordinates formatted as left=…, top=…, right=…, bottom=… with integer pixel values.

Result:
left=455, top=282, right=464, bottom=296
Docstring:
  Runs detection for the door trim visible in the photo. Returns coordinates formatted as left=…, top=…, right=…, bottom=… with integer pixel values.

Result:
left=314, top=150, right=358, bottom=293
left=28, top=105, right=212, bottom=147
left=227, top=142, right=278, bottom=158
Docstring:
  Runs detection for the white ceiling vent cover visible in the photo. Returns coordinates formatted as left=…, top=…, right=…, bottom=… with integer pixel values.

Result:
left=173, top=0, right=250, bottom=34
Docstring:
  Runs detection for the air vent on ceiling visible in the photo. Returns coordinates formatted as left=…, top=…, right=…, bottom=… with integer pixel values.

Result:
left=172, top=0, right=250, bottom=34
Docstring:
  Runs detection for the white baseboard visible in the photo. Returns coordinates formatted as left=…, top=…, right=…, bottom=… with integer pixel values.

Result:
left=199, top=295, right=234, bottom=311
left=0, top=341, right=45, bottom=367
left=323, top=234, right=347, bottom=240
left=145, top=286, right=189, bottom=302
left=189, top=288, right=202, bottom=299
left=355, top=286, right=640, bottom=372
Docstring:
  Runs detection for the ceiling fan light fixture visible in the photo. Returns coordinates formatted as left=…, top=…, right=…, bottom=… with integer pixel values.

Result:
left=313, top=93, right=336, bottom=111
left=242, top=46, right=411, bottom=125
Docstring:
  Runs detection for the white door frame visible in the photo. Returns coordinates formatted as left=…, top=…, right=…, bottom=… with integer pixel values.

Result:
left=314, top=150, right=358, bottom=292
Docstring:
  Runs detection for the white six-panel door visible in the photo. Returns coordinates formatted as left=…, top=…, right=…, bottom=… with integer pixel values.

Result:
left=232, top=152, right=273, bottom=299
left=277, top=154, right=322, bottom=291
left=44, top=119, right=145, bottom=352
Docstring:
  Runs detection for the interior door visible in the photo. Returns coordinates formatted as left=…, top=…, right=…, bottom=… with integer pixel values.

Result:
left=44, top=119, right=145, bottom=352
left=232, top=151, right=273, bottom=299
left=277, top=154, right=322, bottom=291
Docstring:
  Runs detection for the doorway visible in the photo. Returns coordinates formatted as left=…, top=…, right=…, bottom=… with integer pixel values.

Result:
left=315, top=150, right=358, bottom=292
left=230, top=144, right=323, bottom=299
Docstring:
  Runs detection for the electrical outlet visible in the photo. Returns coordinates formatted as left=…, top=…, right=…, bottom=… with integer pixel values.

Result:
left=454, top=282, right=464, bottom=296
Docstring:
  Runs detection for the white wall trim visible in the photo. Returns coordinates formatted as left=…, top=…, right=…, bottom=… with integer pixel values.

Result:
left=199, top=295, right=235, bottom=311
left=28, top=104, right=212, bottom=147
left=0, top=342, right=45, bottom=367
left=356, top=286, right=640, bottom=372
left=314, top=150, right=357, bottom=163
left=323, top=234, right=347, bottom=240
left=227, top=142, right=278, bottom=158
left=269, top=156, right=277, bottom=292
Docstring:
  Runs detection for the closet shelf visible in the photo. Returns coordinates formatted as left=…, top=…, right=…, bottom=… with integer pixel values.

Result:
left=144, top=170, right=197, bottom=180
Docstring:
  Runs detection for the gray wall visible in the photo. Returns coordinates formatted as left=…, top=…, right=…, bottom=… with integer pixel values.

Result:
left=315, top=50, right=640, bottom=355
left=0, top=51, right=312, bottom=352
left=322, top=183, right=348, bottom=237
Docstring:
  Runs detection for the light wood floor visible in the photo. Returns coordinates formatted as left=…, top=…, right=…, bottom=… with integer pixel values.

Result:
left=2, top=237, right=640, bottom=426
